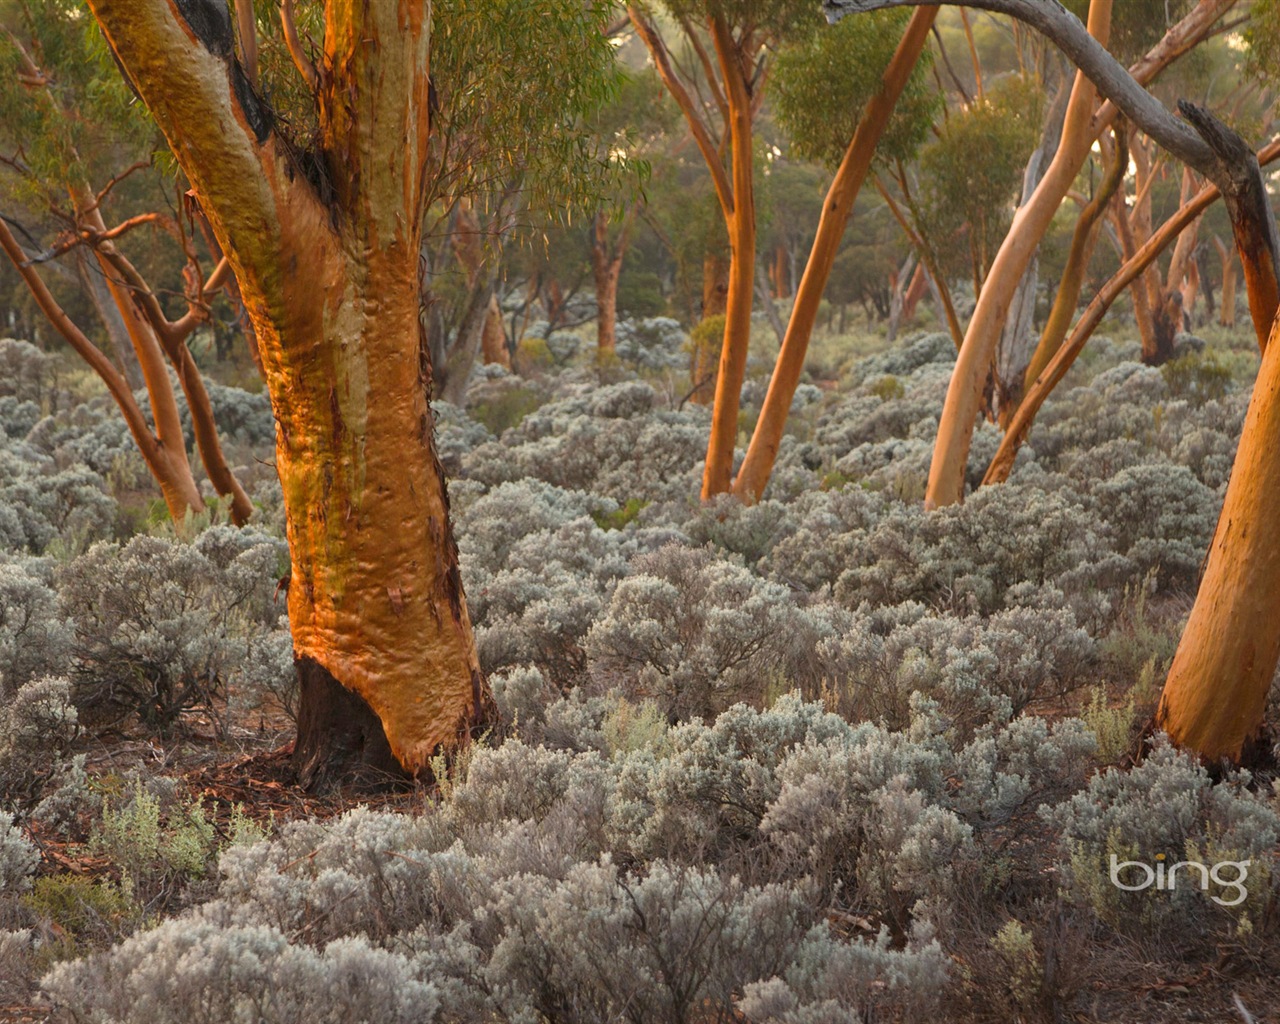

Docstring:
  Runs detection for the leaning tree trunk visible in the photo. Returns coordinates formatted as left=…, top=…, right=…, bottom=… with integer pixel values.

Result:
left=922, top=0, right=1112, bottom=509
left=88, top=0, right=492, bottom=785
left=731, top=6, right=938, bottom=503
left=701, top=11, right=757, bottom=499
left=1155, top=311, right=1280, bottom=763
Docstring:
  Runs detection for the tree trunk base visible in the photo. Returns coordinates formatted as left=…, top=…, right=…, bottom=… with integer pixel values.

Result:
left=1135, top=713, right=1276, bottom=776
left=292, top=656, right=410, bottom=793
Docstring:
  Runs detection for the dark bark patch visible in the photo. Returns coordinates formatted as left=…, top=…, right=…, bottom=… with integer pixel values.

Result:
left=172, top=0, right=234, bottom=58
left=293, top=655, right=408, bottom=793
left=231, top=61, right=274, bottom=143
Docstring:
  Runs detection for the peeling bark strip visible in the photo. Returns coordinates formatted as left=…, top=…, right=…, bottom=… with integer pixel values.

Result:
left=89, top=0, right=492, bottom=777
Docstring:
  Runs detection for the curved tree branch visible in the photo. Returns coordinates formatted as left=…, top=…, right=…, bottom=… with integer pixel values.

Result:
left=826, top=0, right=1280, bottom=358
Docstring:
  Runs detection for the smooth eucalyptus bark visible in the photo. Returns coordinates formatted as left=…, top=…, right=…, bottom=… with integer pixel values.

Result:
left=88, top=0, right=492, bottom=777
left=922, top=0, right=1112, bottom=508
left=1156, top=311, right=1280, bottom=763
left=731, top=6, right=938, bottom=503
left=701, top=13, right=757, bottom=498
left=983, top=136, right=1280, bottom=486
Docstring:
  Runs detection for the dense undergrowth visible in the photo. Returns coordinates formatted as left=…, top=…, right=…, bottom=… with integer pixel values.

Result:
left=1, top=310, right=1278, bottom=1023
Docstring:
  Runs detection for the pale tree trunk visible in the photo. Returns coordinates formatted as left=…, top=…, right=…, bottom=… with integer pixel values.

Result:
left=924, top=0, right=1113, bottom=509
left=88, top=0, right=492, bottom=785
left=831, top=0, right=1249, bottom=507
left=900, top=260, right=929, bottom=324
left=0, top=218, right=204, bottom=523
left=993, top=86, right=1068, bottom=423
left=1180, top=257, right=1200, bottom=326
left=480, top=294, right=509, bottom=369
left=886, top=251, right=917, bottom=344
left=75, top=247, right=143, bottom=390
left=1017, top=124, right=1127, bottom=414
left=755, top=260, right=785, bottom=345
left=730, top=7, right=938, bottom=503
left=984, top=137, right=1280, bottom=486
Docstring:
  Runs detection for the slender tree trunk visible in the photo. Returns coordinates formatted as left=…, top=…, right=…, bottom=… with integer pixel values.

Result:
left=480, top=294, right=510, bottom=369
left=591, top=209, right=629, bottom=361
left=900, top=260, right=928, bottom=323
left=1216, top=234, right=1238, bottom=327
left=691, top=252, right=730, bottom=405
left=1180, top=257, right=1200, bottom=326
left=984, top=137, right=1280, bottom=487
left=1018, top=125, right=1127, bottom=411
left=88, top=0, right=492, bottom=782
left=925, top=0, right=1112, bottom=510
left=701, top=13, right=757, bottom=498
left=75, top=247, right=143, bottom=390
left=731, top=7, right=938, bottom=502
left=756, top=259, right=785, bottom=344
left=886, top=252, right=917, bottom=344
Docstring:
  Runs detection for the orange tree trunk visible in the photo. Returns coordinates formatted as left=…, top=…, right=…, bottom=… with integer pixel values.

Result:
left=701, top=13, right=757, bottom=498
left=1216, top=235, right=1238, bottom=327
left=1156, top=310, right=1280, bottom=762
left=480, top=295, right=510, bottom=369
left=88, top=0, right=492, bottom=784
left=691, top=252, right=730, bottom=405
left=925, top=0, right=1112, bottom=509
left=732, top=7, right=938, bottom=503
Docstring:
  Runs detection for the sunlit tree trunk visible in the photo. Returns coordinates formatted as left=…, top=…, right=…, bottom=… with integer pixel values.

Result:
left=700, top=12, right=757, bottom=497
left=88, top=0, right=491, bottom=785
left=925, top=0, right=1112, bottom=509
left=1156, top=310, right=1280, bottom=762
left=731, top=7, right=938, bottom=502
left=1016, top=125, right=1127, bottom=415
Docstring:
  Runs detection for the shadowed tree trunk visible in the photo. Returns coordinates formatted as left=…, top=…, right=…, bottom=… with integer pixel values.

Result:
left=591, top=205, right=637, bottom=361
left=1215, top=234, right=1238, bottom=327
left=87, top=0, right=493, bottom=785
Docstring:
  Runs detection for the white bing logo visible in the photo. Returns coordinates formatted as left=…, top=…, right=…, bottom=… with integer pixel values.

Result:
left=1109, top=852, right=1251, bottom=907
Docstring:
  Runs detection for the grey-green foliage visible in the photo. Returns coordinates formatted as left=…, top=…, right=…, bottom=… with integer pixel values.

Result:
left=57, top=530, right=288, bottom=736
left=1048, top=737, right=1280, bottom=932
left=0, top=676, right=77, bottom=807
left=0, top=812, right=38, bottom=895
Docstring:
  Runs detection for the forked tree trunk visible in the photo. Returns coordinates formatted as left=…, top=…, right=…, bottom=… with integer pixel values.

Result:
left=88, top=0, right=492, bottom=784
left=1018, top=125, right=1127, bottom=411
left=700, top=12, right=757, bottom=498
left=731, top=7, right=938, bottom=503
left=923, top=0, right=1112, bottom=509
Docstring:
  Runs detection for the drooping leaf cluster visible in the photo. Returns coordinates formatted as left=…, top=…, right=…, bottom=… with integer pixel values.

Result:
left=771, top=9, right=940, bottom=171
left=0, top=1, right=158, bottom=207
left=917, top=73, right=1045, bottom=281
